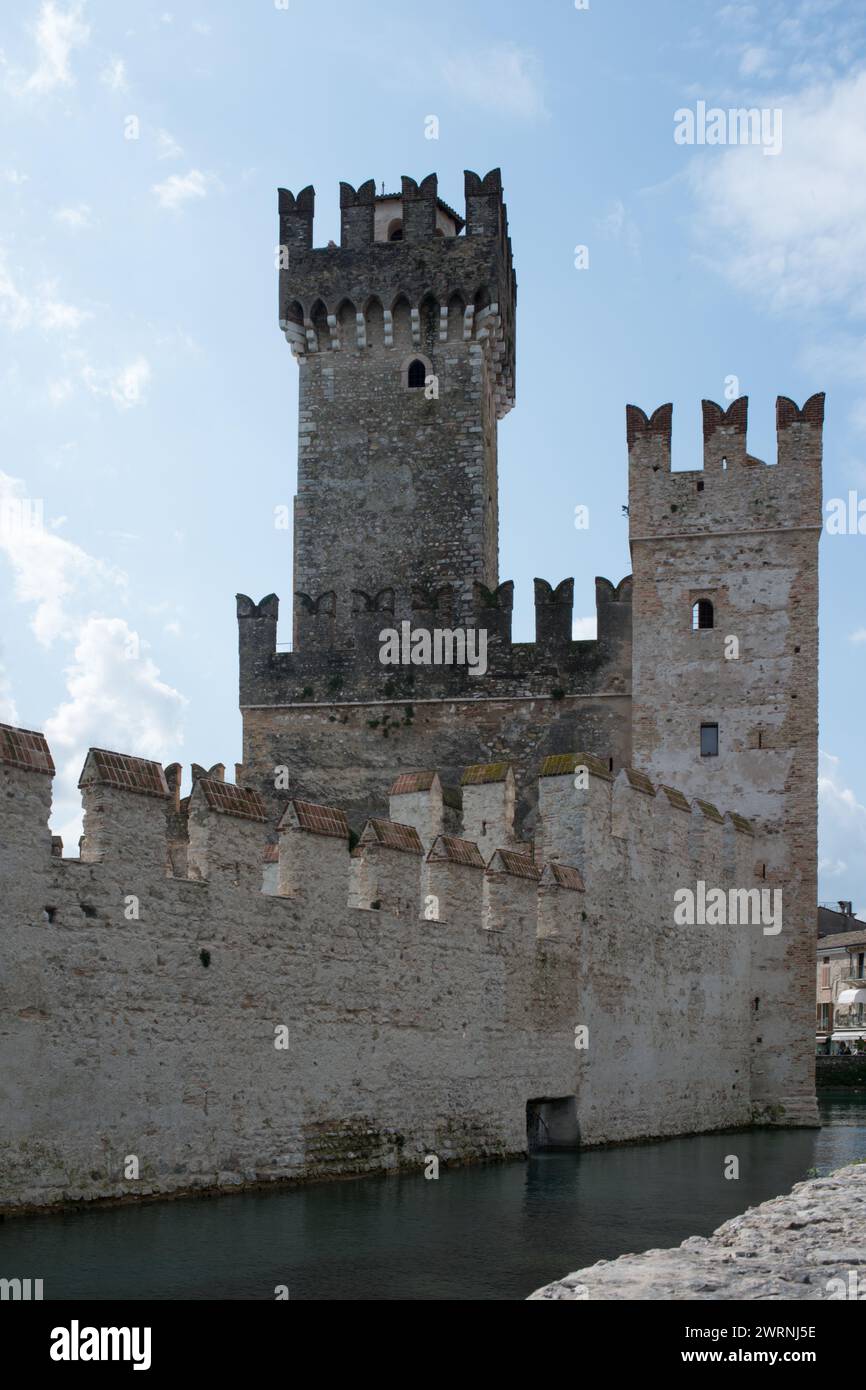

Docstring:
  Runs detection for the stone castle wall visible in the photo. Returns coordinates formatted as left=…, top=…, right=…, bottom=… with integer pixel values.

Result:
left=1, top=729, right=768, bottom=1213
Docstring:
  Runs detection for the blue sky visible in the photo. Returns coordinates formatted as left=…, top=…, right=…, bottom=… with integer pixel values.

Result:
left=1, top=0, right=865, bottom=911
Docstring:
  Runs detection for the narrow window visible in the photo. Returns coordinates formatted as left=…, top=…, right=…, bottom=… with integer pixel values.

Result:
left=407, top=358, right=426, bottom=389
left=858, top=952, right=865, bottom=980
left=821, top=959, right=830, bottom=988
left=692, top=599, right=714, bottom=630
left=700, top=722, right=719, bottom=757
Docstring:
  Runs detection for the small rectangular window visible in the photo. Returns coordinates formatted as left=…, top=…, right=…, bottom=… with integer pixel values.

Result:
left=700, top=723, right=719, bottom=757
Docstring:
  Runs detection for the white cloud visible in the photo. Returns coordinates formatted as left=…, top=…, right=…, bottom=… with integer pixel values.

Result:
left=442, top=42, right=548, bottom=120
left=99, top=55, right=127, bottom=91
left=4, top=169, right=29, bottom=186
left=21, top=0, right=90, bottom=95
left=0, top=255, right=91, bottom=334
left=37, top=292, right=91, bottom=332
left=0, top=470, right=125, bottom=646
left=0, top=654, right=18, bottom=724
left=0, top=254, right=33, bottom=330
left=156, top=128, right=183, bottom=160
left=45, top=616, right=187, bottom=847
left=686, top=69, right=866, bottom=313
left=819, top=750, right=866, bottom=915
left=54, top=202, right=93, bottom=230
left=572, top=616, right=597, bottom=641
left=850, top=629, right=866, bottom=644
left=81, top=354, right=151, bottom=409
left=151, top=168, right=216, bottom=209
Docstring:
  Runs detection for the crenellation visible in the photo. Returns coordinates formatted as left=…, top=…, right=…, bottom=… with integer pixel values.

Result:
left=0, top=162, right=825, bottom=1212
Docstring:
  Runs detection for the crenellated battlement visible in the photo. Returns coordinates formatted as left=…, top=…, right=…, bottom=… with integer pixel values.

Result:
left=278, top=169, right=516, bottom=418
left=627, top=394, right=825, bottom=539
left=0, top=711, right=800, bottom=1209
left=236, top=573, right=632, bottom=708
left=1, top=721, right=759, bottom=922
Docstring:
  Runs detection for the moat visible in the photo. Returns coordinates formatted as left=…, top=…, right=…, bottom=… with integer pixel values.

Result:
left=4, top=1092, right=864, bottom=1301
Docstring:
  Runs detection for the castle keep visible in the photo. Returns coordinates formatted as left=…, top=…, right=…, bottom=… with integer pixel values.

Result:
left=0, top=169, right=823, bottom=1212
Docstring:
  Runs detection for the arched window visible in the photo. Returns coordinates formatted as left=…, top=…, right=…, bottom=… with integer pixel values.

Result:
left=387, top=219, right=404, bottom=241
left=692, top=599, right=714, bottom=630
left=407, top=358, right=426, bottom=388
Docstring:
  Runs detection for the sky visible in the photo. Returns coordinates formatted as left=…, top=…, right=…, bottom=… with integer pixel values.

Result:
left=1, top=0, right=865, bottom=912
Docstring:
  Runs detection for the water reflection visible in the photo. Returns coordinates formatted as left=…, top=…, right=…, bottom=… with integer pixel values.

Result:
left=3, top=1091, right=863, bottom=1300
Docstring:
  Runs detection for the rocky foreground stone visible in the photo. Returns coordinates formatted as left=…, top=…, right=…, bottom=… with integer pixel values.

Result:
left=529, top=1164, right=866, bottom=1300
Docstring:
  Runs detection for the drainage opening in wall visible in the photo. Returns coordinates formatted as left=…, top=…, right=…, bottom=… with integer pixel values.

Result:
left=526, top=1096, right=580, bottom=1152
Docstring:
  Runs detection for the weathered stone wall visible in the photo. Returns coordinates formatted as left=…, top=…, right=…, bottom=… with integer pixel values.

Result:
left=237, top=575, right=633, bottom=834
left=279, top=170, right=515, bottom=646
left=628, top=395, right=824, bottom=1127
left=0, top=733, right=769, bottom=1213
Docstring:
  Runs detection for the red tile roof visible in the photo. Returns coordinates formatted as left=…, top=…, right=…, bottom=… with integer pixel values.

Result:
left=0, top=723, right=54, bottom=776
left=79, top=748, right=168, bottom=798
left=198, top=779, right=268, bottom=822
left=282, top=800, right=349, bottom=839
left=389, top=770, right=437, bottom=795
left=461, top=762, right=512, bottom=786
left=427, top=835, right=485, bottom=868
left=547, top=862, right=585, bottom=891
left=361, top=819, right=424, bottom=855
left=489, top=849, right=541, bottom=881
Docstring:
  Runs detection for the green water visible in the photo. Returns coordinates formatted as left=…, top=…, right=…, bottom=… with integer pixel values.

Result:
left=2, top=1091, right=864, bottom=1300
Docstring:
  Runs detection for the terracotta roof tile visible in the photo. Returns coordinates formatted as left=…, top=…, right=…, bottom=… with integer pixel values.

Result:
left=199, top=779, right=268, bottom=822
left=659, top=784, right=691, bottom=813
left=461, top=762, right=511, bottom=786
left=361, top=819, right=424, bottom=855
left=427, top=835, right=485, bottom=868
left=489, top=849, right=541, bottom=881
left=728, top=812, right=755, bottom=836
left=283, top=800, right=349, bottom=839
left=818, top=929, right=866, bottom=949
left=695, top=798, right=724, bottom=824
left=539, top=751, right=613, bottom=781
left=389, top=770, right=437, bottom=795
left=79, top=748, right=168, bottom=798
left=262, top=844, right=279, bottom=863
left=623, top=767, right=656, bottom=796
left=548, top=862, right=585, bottom=891
left=0, top=723, right=54, bottom=775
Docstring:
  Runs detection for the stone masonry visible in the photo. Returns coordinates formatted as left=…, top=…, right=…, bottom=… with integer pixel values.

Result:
left=0, top=166, right=825, bottom=1211
left=2, top=729, right=763, bottom=1212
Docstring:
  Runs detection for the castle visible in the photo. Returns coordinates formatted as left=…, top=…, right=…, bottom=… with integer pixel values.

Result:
left=0, top=169, right=824, bottom=1213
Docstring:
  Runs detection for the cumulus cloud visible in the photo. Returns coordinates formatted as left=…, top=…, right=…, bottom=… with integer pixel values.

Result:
left=0, top=470, right=125, bottom=645
left=152, top=169, right=216, bottom=210
left=0, top=254, right=91, bottom=334
left=0, top=654, right=18, bottom=723
left=686, top=69, right=866, bottom=314
left=442, top=42, right=548, bottom=120
left=572, top=616, right=597, bottom=641
left=19, top=0, right=90, bottom=95
left=819, top=750, right=866, bottom=916
left=45, top=616, right=187, bottom=846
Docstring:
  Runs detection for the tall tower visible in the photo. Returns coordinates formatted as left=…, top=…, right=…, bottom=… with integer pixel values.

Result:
left=277, top=170, right=516, bottom=646
left=627, top=394, right=824, bottom=1124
